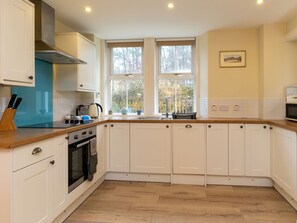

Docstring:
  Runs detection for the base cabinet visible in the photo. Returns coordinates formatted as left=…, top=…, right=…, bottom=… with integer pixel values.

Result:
left=12, top=135, right=67, bottom=223
left=130, top=123, right=171, bottom=174
left=271, top=126, right=297, bottom=199
left=206, top=124, right=229, bottom=175
left=229, top=124, right=245, bottom=176
left=245, top=124, right=270, bottom=177
left=109, top=123, right=130, bottom=172
left=13, top=157, right=53, bottom=223
left=173, top=123, right=206, bottom=174
left=95, top=124, right=108, bottom=180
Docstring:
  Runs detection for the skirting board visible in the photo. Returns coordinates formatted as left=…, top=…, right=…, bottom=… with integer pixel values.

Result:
left=274, top=183, right=297, bottom=210
left=206, top=176, right=273, bottom=187
left=171, top=174, right=206, bottom=185
left=106, top=172, right=274, bottom=187
left=52, top=176, right=104, bottom=223
left=105, top=172, right=171, bottom=183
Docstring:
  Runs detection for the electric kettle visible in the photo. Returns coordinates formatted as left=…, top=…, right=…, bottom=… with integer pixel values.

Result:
left=88, top=103, right=103, bottom=118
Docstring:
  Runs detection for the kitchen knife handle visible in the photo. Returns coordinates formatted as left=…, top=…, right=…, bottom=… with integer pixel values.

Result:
left=13, top=98, right=22, bottom=109
left=7, top=94, right=17, bottom=108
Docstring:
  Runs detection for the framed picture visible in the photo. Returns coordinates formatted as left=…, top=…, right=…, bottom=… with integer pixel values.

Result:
left=219, top=51, right=246, bottom=68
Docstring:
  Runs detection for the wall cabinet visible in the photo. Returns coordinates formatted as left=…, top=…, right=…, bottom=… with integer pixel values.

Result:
left=55, top=32, right=96, bottom=92
left=12, top=135, right=67, bottom=223
left=245, top=124, right=270, bottom=177
left=206, top=124, right=229, bottom=175
left=229, top=124, right=245, bottom=176
left=109, top=123, right=130, bottom=172
left=130, top=123, right=171, bottom=174
left=271, top=126, right=297, bottom=199
left=0, top=0, right=35, bottom=86
left=172, top=123, right=206, bottom=174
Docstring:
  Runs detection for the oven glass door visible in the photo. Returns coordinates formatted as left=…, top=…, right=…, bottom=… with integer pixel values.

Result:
left=68, top=140, right=88, bottom=193
left=286, top=103, right=297, bottom=121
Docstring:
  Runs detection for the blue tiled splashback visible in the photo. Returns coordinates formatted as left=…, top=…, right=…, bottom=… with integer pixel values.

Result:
left=12, top=59, right=53, bottom=126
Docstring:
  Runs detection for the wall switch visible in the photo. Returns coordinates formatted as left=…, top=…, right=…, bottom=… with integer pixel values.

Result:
left=219, top=104, right=229, bottom=111
left=211, top=104, right=217, bottom=111
left=233, top=104, right=240, bottom=111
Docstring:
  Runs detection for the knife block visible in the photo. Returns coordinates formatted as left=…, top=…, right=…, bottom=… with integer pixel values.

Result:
left=0, top=108, right=17, bottom=131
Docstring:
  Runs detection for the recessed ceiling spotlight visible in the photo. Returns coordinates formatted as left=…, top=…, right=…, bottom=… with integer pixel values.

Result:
left=85, top=6, right=92, bottom=13
left=168, top=2, right=174, bottom=9
left=257, top=0, right=263, bottom=5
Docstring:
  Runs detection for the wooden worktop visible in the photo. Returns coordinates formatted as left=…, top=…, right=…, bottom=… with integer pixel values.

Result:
left=0, top=117, right=296, bottom=149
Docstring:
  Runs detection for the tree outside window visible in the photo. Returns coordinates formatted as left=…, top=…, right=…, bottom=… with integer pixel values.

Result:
left=108, top=43, right=144, bottom=114
left=157, top=40, right=195, bottom=114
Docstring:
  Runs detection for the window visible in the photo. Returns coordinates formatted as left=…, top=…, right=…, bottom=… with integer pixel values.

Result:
left=157, top=39, right=196, bottom=114
left=108, top=41, right=144, bottom=114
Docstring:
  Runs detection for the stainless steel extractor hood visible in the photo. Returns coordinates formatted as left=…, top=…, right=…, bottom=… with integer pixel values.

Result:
left=30, top=0, right=86, bottom=64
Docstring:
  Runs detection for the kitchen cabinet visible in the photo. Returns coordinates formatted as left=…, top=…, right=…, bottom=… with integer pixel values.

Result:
left=95, top=124, right=108, bottom=179
left=172, top=123, right=206, bottom=174
left=12, top=135, right=67, bottom=223
left=0, top=0, right=35, bottom=86
left=13, top=157, right=53, bottom=223
left=109, top=123, right=129, bottom=172
left=229, top=124, right=245, bottom=176
left=271, top=126, right=297, bottom=199
left=245, top=124, right=270, bottom=177
left=130, top=123, right=171, bottom=174
left=55, top=32, right=96, bottom=92
left=206, top=124, right=228, bottom=175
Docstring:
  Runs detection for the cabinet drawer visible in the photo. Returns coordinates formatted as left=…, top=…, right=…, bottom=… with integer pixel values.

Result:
left=13, top=135, right=65, bottom=171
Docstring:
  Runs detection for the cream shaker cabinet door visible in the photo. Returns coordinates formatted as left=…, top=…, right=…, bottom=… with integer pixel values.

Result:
left=130, top=123, right=171, bottom=174
left=245, top=124, right=270, bottom=177
left=77, top=36, right=96, bottom=91
left=206, top=124, right=229, bottom=175
left=13, top=157, right=54, bottom=223
left=271, top=126, right=297, bottom=199
left=0, top=0, right=34, bottom=86
left=229, top=124, right=245, bottom=176
left=109, top=123, right=130, bottom=172
left=173, top=123, right=206, bottom=174
left=55, top=32, right=96, bottom=92
left=95, top=124, right=108, bottom=179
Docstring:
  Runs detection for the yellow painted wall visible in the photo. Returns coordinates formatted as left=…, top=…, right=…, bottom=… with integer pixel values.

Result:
left=207, top=29, right=259, bottom=98
left=287, top=15, right=297, bottom=33
left=261, top=23, right=297, bottom=98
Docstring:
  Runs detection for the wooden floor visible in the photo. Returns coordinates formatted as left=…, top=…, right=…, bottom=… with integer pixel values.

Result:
left=64, top=180, right=297, bottom=223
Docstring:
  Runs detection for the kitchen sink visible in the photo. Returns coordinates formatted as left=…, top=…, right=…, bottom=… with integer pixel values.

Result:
left=133, top=117, right=172, bottom=120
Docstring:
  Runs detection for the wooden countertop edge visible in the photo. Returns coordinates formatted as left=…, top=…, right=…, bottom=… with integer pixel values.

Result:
left=1, top=118, right=296, bottom=149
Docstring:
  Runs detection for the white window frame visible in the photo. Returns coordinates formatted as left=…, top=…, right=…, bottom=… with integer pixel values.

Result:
left=155, top=38, right=196, bottom=114
left=107, top=40, right=144, bottom=114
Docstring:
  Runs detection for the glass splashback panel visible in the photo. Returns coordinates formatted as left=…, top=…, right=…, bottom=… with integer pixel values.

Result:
left=12, top=59, right=53, bottom=126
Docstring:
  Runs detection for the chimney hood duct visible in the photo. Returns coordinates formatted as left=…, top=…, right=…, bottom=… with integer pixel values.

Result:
left=30, top=0, right=86, bottom=64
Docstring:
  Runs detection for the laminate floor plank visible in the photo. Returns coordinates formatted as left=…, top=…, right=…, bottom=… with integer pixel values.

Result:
left=64, top=181, right=297, bottom=223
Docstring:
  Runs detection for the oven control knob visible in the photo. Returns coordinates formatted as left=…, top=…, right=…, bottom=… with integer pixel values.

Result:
left=89, top=130, right=93, bottom=134
left=74, top=135, right=79, bottom=139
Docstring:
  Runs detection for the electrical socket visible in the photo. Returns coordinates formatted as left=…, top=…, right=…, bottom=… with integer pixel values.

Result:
left=233, top=104, right=240, bottom=111
left=211, top=104, right=217, bottom=111
left=219, top=105, right=229, bottom=111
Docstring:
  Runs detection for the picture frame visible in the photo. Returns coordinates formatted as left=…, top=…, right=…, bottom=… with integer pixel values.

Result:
left=219, top=50, right=246, bottom=68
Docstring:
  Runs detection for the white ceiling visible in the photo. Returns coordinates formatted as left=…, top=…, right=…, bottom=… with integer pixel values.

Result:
left=44, top=0, right=297, bottom=39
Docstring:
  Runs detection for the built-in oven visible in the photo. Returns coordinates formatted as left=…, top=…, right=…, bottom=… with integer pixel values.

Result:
left=68, top=126, right=97, bottom=193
